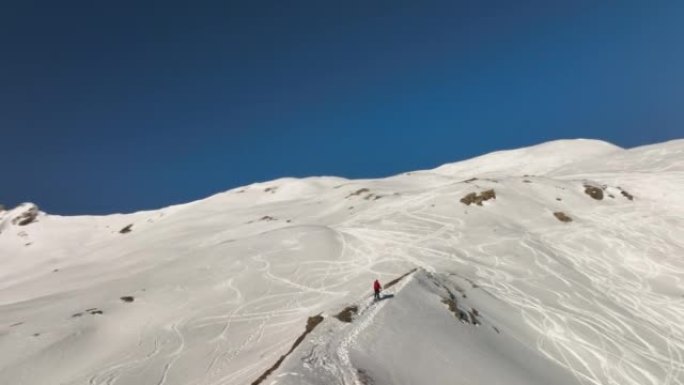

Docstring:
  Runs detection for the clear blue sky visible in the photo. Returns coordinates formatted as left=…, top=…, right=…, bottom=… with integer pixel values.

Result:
left=2, top=0, right=682, bottom=214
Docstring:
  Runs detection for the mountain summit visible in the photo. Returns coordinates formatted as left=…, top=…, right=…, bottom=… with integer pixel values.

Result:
left=1, top=139, right=683, bottom=385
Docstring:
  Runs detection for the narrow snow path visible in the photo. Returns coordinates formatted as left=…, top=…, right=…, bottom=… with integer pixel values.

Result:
left=335, top=274, right=415, bottom=385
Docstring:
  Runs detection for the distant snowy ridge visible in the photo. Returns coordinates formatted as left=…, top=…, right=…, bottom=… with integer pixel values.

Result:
left=0, top=202, right=42, bottom=234
left=1, top=138, right=683, bottom=385
left=430, top=139, right=622, bottom=177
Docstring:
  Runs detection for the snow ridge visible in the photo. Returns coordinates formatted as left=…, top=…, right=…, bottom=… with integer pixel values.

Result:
left=1, top=139, right=683, bottom=385
left=335, top=274, right=415, bottom=385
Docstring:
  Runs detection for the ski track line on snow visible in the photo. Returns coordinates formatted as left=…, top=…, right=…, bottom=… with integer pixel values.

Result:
left=197, top=232, right=353, bottom=385
left=85, top=319, right=177, bottom=385
left=103, top=267, right=269, bottom=385
left=8, top=164, right=684, bottom=385
left=510, top=211, right=681, bottom=384
left=476, top=230, right=684, bottom=385
left=203, top=295, right=289, bottom=380
left=155, top=320, right=187, bottom=385
left=339, top=188, right=684, bottom=385
left=556, top=228, right=684, bottom=385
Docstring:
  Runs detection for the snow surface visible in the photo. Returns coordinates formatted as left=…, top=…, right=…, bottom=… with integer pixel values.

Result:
left=1, top=138, right=683, bottom=385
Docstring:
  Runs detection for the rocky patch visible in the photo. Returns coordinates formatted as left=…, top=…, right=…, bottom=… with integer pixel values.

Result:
left=12, top=205, right=39, bottom=226
left=346, top=188, right=370, bottom=199
left=442, top=295, right=480, bottom=326
left=335, top=305, right=358, bottom=323
left=73, top=308, right=104, bottom=318
left=345, top=188, right=386, bottom=201
left=442, top=297, right=469, bottom=323
left=619, top=187, right=634, bottom=200
left=584, top=185, right=604, bottom=200
left=468, top=308, right=481, bottom=326
left=364, top=193, right=383, bottom=201
left=553, top=212, right=573, bottom=222
left=460, top=189, right=496, bottom=206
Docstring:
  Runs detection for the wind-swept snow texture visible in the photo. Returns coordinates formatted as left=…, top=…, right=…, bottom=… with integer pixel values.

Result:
left=1, top=139, right=683, bottom=385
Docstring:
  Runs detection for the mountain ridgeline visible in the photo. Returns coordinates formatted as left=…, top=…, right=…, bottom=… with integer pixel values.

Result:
left=1, top=139, right=683, bottom=385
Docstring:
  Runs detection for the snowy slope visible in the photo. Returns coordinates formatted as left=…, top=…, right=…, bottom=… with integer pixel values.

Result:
left=430, top=139, right=622, bottom=177
left=1, top=138, right=683, bottom=385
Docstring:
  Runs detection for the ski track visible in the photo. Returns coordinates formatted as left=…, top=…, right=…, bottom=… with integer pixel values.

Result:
left=77, top=237, right=351, bottom=385
left=4, top=144, right=684, bottom=385
left=329, top=193, right=684, bottom=385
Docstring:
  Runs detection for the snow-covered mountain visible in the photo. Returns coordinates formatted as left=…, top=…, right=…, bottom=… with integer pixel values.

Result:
left=1, top=138, right=683, bottom=385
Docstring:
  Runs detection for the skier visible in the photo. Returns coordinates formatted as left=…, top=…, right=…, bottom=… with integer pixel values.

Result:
left=373, top=279, right=382, bottom=301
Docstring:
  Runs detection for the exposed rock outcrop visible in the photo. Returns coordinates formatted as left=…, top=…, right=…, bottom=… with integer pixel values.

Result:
left=460, top=190, right=496, bottom=206
left=12, top=204, right=40, bottom=226
left=554, top=212, right=573, bottom=222
left=584, top=185, right=604, bottom=200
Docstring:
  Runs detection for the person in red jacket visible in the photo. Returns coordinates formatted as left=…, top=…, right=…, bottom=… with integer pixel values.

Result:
left=373, top=279, right=382, bottom=300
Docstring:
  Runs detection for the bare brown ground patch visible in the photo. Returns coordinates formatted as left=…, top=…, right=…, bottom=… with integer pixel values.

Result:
left=335, top=305, right=358, bottom=323
left=346, top=188, right=370, bottom=198
left=619, top=187, right=634, bottom=200
left=553, top=212, right=573, bottom=222
left=12, top=206, right=39, bottom=226
left=460, top=189, right=496, bottom=206
left=583, top=185, right=604, bottom=200
left=250, top=314, right=324, bottom=385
